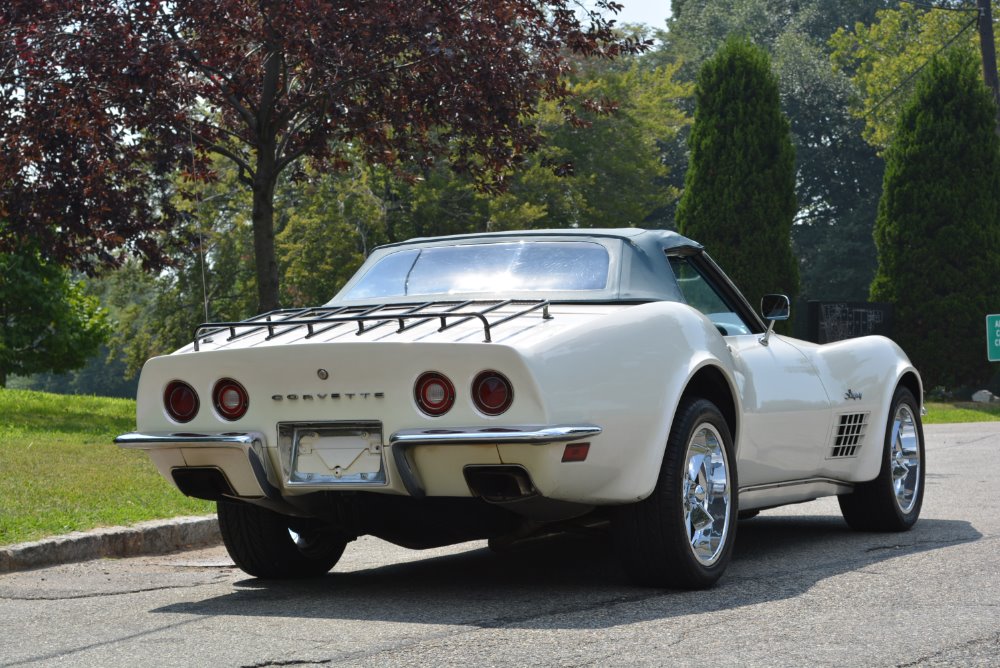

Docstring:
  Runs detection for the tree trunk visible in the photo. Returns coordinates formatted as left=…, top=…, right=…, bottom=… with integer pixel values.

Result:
left=251, top=48, right=283, bottom=314
left=251, top=156, right=281, bottom=314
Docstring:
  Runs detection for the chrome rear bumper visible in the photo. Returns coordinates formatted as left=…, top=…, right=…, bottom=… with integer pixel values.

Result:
left=116, top=423, right=602, bottom=500
left=389, top=424, right=602, bottom=498
left=114, top=431, right=280, bottom=500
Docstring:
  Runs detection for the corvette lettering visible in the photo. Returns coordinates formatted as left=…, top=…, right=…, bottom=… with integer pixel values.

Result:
left=272, top=392, right=385, bottom=401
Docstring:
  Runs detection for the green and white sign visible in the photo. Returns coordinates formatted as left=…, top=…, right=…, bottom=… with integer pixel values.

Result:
left=989, top=314, right=1000, bottom=362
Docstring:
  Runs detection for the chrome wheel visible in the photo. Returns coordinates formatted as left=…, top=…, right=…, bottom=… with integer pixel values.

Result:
left=890, top=403, right=921, bottom=514
left=682, top=422, right=732, bottom=566
left=839, top=386, right=924, bottom=532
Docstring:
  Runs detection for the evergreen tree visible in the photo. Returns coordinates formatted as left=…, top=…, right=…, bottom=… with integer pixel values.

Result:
left=675, top=37, right=799, bottom=310
left=871, top=48, right=1000, bottom=390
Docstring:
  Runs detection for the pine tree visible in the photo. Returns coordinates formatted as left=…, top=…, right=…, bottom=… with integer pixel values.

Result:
left=675, top=37, right=799, bottom=311
left=871, top=48, right=1000, bottom=390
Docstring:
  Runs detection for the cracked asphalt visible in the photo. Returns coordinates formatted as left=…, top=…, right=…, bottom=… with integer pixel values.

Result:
left=0, top=422, right=997, bottom=667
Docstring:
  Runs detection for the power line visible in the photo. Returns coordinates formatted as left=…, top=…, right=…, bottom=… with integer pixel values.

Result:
left=866, top=14, right=979, bottom=118
left=906, top=2, right=976, bottom=12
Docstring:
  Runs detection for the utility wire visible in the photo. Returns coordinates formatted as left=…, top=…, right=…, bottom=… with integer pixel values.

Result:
left=866, top=15, right=979, bottom=118
left=906, top=1, right=977, bottom=12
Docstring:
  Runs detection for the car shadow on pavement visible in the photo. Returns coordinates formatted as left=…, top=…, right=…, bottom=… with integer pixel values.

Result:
left=153, top=514, right=980, bottom=630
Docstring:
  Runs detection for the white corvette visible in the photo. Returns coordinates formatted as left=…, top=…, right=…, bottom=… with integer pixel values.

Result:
left=117, top=228, right=925, bottom=589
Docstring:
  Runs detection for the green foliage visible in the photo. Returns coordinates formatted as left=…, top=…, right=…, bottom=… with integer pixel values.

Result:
left=648, top=0, right=886, bottom=300
left=521, top=63, right=689, bottom=229
left=277, top=162, right=391, bottom=306
left=871, top=48, right=1000, bottom=389
left=0, top=388, right=212, bottom=545
left=0, top=242, right=110, bottom=387
left=7, top=346, right=138, bottom=399
left=13, top=51, right=690, bottom=395
left=830, top=2, right=991, bottom=151
left=675, top=37, right=799, bottom=309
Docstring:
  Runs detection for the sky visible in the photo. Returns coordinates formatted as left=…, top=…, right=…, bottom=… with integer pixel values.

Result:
left=608, top=0, right=672, bottom=29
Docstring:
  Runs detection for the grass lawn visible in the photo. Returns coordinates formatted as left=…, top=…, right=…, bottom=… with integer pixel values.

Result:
left=0, top=388, right=212, bottom=546
left=923, top=401, right=1000, bottom=424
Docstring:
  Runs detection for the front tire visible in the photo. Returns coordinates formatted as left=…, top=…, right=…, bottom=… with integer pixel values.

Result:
left=217, top=499, right=349, bottom=579
left=839, top=386, right=925, bottom=531
left=613, top=398, right=738, bottom=589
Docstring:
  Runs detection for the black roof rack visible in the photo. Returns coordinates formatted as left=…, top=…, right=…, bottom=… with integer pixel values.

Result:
left=191, top=300, right=553, bottom=351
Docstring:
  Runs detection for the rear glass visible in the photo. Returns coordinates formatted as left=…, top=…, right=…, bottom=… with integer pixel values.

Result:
left=342, top=241, right=611, bottom=300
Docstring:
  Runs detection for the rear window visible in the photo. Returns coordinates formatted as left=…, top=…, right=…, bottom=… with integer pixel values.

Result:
left=342, top=241, right=611, bottom=300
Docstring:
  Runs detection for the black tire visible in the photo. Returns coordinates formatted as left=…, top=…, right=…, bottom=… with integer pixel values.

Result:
left=613, top=397, right=738, bottom=589
left=839, top=386, right=925, bottom=532
left=217, top=499, right=349, bottom=579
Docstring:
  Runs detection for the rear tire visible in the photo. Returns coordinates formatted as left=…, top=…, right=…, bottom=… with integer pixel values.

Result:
left=217, top=499, right=349, bottom=579
left=839, top=386, right=924, bottom=531
left=613, top=398, right=738, bottom=589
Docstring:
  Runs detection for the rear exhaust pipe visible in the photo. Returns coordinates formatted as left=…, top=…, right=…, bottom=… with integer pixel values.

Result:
left=464, top=465, right=593, bottom=521
left=463, top=465, right=536, bottom=502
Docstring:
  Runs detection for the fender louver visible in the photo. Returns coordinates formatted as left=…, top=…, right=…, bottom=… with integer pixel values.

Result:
left=830, top=412, right=869, bottom=458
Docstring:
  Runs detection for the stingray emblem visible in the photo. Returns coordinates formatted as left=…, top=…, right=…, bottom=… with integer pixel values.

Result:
left=844, top=389, right=863, bottom=401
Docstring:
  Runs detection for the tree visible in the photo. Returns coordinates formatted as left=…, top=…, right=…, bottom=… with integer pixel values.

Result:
left=0, top=241, right=110, bottom=388
left=830, top=2, right=996, bottom=151
left=2, top=1, right=645, bottom=313
left=646, top=0, right=887, bottom=300
left=675, top=38, right=799, bottom=309
left=870, top=48, right=1000, bottom=389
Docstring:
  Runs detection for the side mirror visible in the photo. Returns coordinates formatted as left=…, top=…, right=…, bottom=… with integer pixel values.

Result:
left=760, top=294, right=790, bottom=321
left=759, top=294, right=790, bottom=346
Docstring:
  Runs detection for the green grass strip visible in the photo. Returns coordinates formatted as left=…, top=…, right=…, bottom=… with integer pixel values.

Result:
left=923, top=401, right=1000, bottom=424
left=0, top=388, right=212, bottom=546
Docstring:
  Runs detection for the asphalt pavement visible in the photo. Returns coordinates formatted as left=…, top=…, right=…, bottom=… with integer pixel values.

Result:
left=0, top=421, right=997, bottom=667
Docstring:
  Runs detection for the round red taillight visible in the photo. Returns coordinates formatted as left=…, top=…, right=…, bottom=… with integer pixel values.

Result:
left=164, top=381, right=199, bottom=423
left=414, top=372, right=455, bottom=416
left=213, top=378, right=249, bottom=421
left=472, top=370, right=513, bottom=416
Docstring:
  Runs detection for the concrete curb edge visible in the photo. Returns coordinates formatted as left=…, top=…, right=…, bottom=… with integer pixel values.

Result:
left=0, top=516, right=222, bottom=573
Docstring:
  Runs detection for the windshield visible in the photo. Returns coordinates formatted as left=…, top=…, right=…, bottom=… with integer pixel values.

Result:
left=340, top=241, right=611, bottom=301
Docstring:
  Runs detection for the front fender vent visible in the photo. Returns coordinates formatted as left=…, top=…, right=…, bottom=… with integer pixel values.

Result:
left=830, top=412, right=870, bottom=458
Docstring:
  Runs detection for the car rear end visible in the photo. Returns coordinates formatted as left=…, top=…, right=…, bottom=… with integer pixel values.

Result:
left=117, top=302, right=619, bottom=519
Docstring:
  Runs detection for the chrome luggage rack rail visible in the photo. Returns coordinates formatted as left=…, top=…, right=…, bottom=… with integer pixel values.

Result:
left=192, top=299, right=553, bottom=350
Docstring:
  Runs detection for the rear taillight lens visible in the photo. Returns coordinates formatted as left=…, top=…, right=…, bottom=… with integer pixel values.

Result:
left=213, top=378, right=249, bottom=421
left=164, top=381, right=199, bottom=423
left=472, top=370, right=513, bottom=416
left=414, top=372, right=455, bottom=416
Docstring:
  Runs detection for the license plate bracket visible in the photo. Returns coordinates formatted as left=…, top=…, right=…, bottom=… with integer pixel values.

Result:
left=278, top=421, right=386, bottom=486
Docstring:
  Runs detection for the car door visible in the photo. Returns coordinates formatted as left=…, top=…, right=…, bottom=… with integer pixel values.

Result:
left=667, top=253, right=834, bottom=488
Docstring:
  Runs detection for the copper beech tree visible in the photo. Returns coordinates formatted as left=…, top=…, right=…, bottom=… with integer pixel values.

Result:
left=0, top=1, right=643, bottom=312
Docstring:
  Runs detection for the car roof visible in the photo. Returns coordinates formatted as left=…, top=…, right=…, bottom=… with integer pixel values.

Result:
left=375, top=227, right=703, bottom=254
left=331, top=228, right=707, bottom=305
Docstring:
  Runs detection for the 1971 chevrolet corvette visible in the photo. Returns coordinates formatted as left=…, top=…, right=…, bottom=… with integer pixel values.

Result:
left=117, top=228, right=924, bottom=589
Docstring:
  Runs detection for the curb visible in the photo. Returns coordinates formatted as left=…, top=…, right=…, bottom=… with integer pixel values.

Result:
left=0, top=516, right=222, bottom=574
